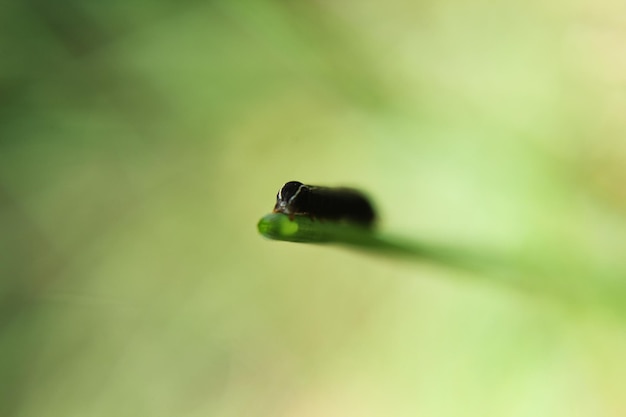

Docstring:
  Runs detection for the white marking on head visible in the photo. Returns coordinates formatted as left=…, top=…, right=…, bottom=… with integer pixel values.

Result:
left=288, top=184, right=306, bottom=205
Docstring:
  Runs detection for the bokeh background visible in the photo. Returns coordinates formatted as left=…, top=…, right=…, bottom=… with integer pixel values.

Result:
left=2, top=0, right=626, bottom=416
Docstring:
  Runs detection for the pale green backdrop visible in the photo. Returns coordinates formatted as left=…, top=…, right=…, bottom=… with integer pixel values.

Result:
left=2, top=0, right=626, bottom=416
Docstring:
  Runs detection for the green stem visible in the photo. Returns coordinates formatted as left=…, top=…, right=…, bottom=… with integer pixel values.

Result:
left=258, top=213, right=626, bottom=320
left=258, top=213, right=486, bottom=268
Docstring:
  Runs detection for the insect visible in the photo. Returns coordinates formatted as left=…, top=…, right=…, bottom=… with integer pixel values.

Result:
left=273, top=181, right=376, bottom=227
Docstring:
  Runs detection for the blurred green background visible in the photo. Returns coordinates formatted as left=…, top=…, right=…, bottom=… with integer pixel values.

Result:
left=2, top=0, right=626, bottom=416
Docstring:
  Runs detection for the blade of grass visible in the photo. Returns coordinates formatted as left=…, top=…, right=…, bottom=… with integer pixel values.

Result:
left=258, top=213, right=489, bottom=268
left=258, top=213, right=626, bottom=320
